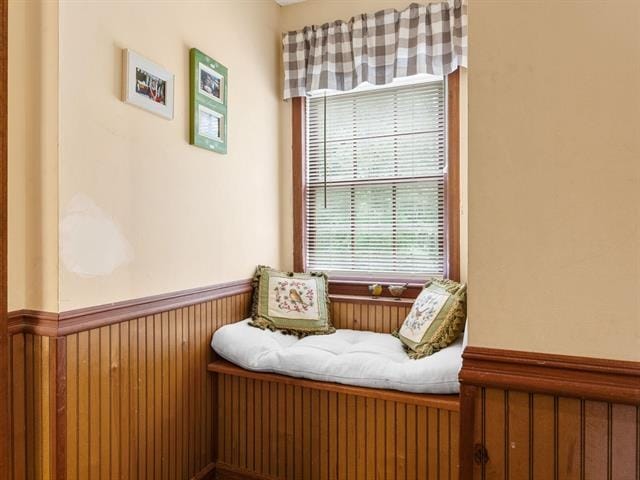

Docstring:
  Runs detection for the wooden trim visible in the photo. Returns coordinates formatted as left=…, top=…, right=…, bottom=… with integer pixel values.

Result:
left=0, top=0, right=8, bottom=477
left=191, top=462, right=216, bottom=480
left=446, top=69, right=461, bottom=282
left=329, top=293, right=414, bottom=307
left=8, top=310, right=59, bottom=336
left=8, top=278, right=252, bottom=336
left=459, top=384, right=477, bottom=480
left=329, top=278, right=423, bottom=299
left=56, top=278, right=251, bottom=335
left=208, top=358, right=460, bottom=411
left=292, top=96, right=306, bottom=272
left=212, top=367, right=219, bottom=470
left=460, top=346, right=640, bottom=405
left=215, top=462, right=277, bottom=480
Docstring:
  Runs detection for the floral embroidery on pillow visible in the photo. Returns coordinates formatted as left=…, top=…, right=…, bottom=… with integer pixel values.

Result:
left=273, top=279, right=315, bottom=314
left=250, top=266, right=334, bottom=337
left=399, top=290, right=448, bottom=343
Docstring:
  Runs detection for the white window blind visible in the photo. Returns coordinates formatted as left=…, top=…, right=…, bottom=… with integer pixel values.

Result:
left=305, top=80, right=446, bottom=278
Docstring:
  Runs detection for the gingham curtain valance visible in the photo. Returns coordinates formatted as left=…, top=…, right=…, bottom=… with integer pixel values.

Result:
left=282, top=1, right=467, bottom=100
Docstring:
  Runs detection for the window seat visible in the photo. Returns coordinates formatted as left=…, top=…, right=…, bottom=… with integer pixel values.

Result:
left=210, top=319, right=463, bottom=395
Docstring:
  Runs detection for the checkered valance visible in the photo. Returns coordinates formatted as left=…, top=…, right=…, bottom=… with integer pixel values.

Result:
left=282, top=1, right=468, bottom=100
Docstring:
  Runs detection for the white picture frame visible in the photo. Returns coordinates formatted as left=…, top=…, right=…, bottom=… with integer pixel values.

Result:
left=123, top=49, right=174, bottom=120
left=197, top=104, right=224, bottom=142
left=198, top=62, right=224, bottom=104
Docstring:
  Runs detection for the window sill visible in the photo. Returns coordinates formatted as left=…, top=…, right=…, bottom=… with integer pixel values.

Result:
left=329, top=294, right=415, bottom=307
left=328, top=277, right=426, bottom=299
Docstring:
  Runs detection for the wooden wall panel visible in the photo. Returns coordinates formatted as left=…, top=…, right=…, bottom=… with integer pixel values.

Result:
left=330, top=298, right=411, bottom=334
left=9, top=288, right=426, bottom=480
left=62, top=290, right=251, bottom=480
left=473, top=387, right=640, bottom=480
left=215, top=371, right=460, bottom=480
left=8, top=333, right=55, bottom=480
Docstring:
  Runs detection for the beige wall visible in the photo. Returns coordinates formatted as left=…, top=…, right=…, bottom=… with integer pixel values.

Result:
left=10, top=0, right=467, bottom=312
left=9, top=0, right=283, bottom=311
left=467, top=0, right=640, bottom=361
left=279, top=0, right=469, bottom=280
left=56, top=0, right=282, bottom=310
left=8, top=0, right=59, bottom=312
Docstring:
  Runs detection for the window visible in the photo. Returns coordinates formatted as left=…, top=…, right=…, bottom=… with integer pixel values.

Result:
left=293, top=73, right=459, bottom=282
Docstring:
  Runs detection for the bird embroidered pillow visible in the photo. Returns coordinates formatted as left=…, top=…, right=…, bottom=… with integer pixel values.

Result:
left=393, top=278, right=467, bottom=359
left=249, top=266, right=335, bottom=337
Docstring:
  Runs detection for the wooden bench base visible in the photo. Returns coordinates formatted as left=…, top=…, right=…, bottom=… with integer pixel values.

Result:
left=209, top=360, right=461, bottom=480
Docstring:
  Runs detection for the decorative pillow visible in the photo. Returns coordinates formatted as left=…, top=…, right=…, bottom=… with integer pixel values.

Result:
left=249, top=265, right=335, bottom=337
left=393, top=278, right=467, bottom=359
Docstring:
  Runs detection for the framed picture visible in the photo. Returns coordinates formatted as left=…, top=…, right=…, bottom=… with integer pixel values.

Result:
left=198, top=62, right=224, bottom=104
left=197, top=104, right=224, bottom=142
left=190, top=48, right=227, bottom=154
left=122, top=49, right=174, bottom=119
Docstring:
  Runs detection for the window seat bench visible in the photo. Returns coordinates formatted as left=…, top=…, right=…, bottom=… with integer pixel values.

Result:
left=208, top=318, right=464, bottom=480
left=210, top=319, right=464, bottom=395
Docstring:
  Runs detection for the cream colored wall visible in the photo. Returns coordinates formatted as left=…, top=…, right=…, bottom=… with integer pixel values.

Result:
left=279, top=0, right=469, bottom=280
left=10, top=0, right=467, bottom=312
left=467, top=0, right=640, bottom=361
left=8, top=0, right=59, bottom=312
left=56, top=0, right=282, bottom=310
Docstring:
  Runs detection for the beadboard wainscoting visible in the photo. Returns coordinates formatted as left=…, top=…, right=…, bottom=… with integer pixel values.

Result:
left=213, top=364, right=460, bottom=480
left=209, top=294, right=462, bottom=480
left=329, top=295, right=413, bottom=334
left=7, top=280, right=253, bottom=480
left=459, top=347, right=640, bottom=480
left=468, top=387, right=639, bottom=480
left=9, top=334, right=57, bottom=480
left=5, top=282, right=421, bottom=480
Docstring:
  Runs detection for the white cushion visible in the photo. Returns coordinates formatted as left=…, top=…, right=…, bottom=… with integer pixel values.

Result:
left=211, top=319, right=463, bottom=394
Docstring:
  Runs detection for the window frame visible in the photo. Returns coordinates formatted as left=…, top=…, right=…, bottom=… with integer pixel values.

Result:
left=292, top=71, right=460, bottom=297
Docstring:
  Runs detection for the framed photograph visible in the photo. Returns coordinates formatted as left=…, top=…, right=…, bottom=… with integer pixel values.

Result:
left=197, top=104, right=224, bottom=142
left=198, top=62, right=224, bottom=104
left=123, top=49, right=174, bottom=119
left=190, top=48, right=227, bottom=154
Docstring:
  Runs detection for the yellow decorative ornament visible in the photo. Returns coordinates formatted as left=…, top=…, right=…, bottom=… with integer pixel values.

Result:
left=368, top=283, right=383, bottom=296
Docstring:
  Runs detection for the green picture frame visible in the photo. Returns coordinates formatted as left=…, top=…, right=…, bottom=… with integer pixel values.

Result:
left=190, top=48, right=228, bottom=154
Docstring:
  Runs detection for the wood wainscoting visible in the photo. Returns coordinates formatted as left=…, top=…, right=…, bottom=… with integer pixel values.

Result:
left=330, top=295, right=413, bottom=334
left=459, top=347, right=640, bottom=480
left=7, top=279, right=253, bottom=480
left=9, top=334, right=57, bottom=480
left=6, top=280, right=421, bottom=480
left=209, top=294, right=461, bottom=480
left=211, top=360, right=460, bottom=480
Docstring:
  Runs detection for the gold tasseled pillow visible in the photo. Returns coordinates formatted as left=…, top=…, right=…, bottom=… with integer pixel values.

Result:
left=249, top=265, right=335, bottom=337
left=393, top=278, right=467, bottom=359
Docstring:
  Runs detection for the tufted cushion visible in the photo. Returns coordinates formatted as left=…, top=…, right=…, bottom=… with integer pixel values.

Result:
left=211, top=319, right=463, bottom=394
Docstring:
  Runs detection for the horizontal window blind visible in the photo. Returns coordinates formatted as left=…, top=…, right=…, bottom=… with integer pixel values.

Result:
left=305, top=81, right=446, bottom=277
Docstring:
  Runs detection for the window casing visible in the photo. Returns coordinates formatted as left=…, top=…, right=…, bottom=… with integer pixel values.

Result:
left=292, top=72, right=460, bottom=283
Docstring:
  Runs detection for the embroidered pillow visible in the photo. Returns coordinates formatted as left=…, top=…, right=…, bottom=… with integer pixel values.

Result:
left=394, top=278, right=467, bottom=359
left=249, top=266, right=335, bottom=337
